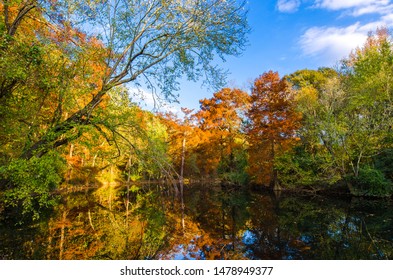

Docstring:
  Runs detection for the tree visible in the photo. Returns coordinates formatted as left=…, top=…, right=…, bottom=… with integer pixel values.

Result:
left=342, top=28, right=393, bottom=173
left=159, top=108, right=200, bottom=179
left=283, top=29, right=393, bottom=196
left=246, top=71, right=301, bottom=188
left=0, top=0, right=249, bottom=160
left=0, top=0, right=249, bottom=218
left=338, top=28, right=393, bottom=195
left=282, top=68, right=344, bottom=187
left=194, top=87, right=250, bottom=180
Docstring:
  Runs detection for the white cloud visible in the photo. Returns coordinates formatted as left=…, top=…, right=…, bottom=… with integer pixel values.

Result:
left=352, top=3, right=393, bottom=16
left=298, top=1, right=393, bottom=63
left=299, top=23, right=368, bottom=62
left=314, top=0, right=393, bottom=16
left=315, top=0, right=389, bottom=10
left=381, top=13, right=393, bottom=24
left=277, top=0, right=301, bottom=13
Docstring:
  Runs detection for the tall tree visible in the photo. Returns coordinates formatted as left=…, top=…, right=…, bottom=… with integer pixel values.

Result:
left=280, top=68, right=343, bottom=187
left=341, top=28, right=393, bottom=176
left=247, top=71, right=301, bottom=188
left=159, top=108, right=200, bottom=179
left=194, top=87, right=250, bottom=179
left=0, top=0, right=249, bottom=217
left=0, top=0, right=249, bottom=159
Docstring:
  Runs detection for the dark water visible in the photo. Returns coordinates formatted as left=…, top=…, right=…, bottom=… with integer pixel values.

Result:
left=1, top=184, right=392, bottom=259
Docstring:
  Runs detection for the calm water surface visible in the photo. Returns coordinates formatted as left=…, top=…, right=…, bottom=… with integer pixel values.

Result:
left=1, top=184, right=392, bottom=259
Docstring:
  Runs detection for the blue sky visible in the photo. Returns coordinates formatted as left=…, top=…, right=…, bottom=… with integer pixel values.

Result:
left=140, top=0, right=393, bottom=112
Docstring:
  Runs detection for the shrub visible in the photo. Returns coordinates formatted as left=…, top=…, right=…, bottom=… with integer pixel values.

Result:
left=0, top=152, right=65, bottom=222
left=275, top=146, right=340, bottom=188
left=348, top=166, right=393, bottom=197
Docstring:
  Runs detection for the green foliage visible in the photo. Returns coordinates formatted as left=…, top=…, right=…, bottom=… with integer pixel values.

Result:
left=133, top=191, right=166, bottom=259
left=288, top=67, right=337, bottom=91
left=285, top=31, right=393, bottom=193
left=348, top=166, right=393, bottom=197
left=275, top=146, right=340, bottom=188
left=375, top=149, right=393, bottom=181
left=0, top=152, right=65, bottom=222
left=223, top=170, right=250, bottom=187
left=219, top=149, right=250, bottom=186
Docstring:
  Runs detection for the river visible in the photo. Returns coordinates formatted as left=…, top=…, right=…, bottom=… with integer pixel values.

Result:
left=1, top=183, right=392, bottom=259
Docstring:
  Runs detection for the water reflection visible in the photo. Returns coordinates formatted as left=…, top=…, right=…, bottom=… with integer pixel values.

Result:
left=0, top=184, right=392, bottom=259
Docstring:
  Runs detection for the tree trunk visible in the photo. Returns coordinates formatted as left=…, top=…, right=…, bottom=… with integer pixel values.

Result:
left=180, top=136, right=186, bottom=182
left=126, top=152, right=132, bottom=225
left=180, top=136, right=186, bottom=232
left=269, top=138, right=277, bottom=189
left=20, top=88, right=109, bottom=159
left=59, top=210, right=67, bottom=260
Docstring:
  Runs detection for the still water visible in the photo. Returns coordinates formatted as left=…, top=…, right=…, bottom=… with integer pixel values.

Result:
left=1, top=184, right=392, bottom=259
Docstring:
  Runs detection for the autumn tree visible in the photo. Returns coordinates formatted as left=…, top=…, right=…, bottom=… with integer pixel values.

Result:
left=0, top=0, right=249, bottom=218
left=246, top=71, right=301, bottom=188
left=0, top=0, right=104, bottom=219
left=159, top=108, right=202, bottom=181
left=0, top=0, right=249, bottom=160
left=194, top=87, right=250, bottom=181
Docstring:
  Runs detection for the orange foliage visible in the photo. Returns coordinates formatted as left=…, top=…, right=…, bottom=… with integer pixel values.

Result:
left=159, top=108, right=202, bottom=176
left=247, top=71, right=301, bottom=187
left=194, top=88, right=250, bottom=176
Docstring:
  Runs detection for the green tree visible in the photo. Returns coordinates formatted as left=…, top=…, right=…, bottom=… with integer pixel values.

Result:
left=284, top=30, right=393, bottom=195
left=284, top=68, right=344, bottom=186
left=1, top=0, right=249, bottom=159
left=339, top=28, right=393, bottom=195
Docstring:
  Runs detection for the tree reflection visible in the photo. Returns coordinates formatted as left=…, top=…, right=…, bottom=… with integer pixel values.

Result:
left=0, top=184, right=392, bottom=259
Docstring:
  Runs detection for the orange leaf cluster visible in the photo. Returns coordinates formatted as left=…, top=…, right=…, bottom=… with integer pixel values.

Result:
left=247, top=71, right=301, bottom=186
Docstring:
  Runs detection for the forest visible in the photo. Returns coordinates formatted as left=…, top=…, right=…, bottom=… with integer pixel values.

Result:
left=1, top=0, right=393, bottom=260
